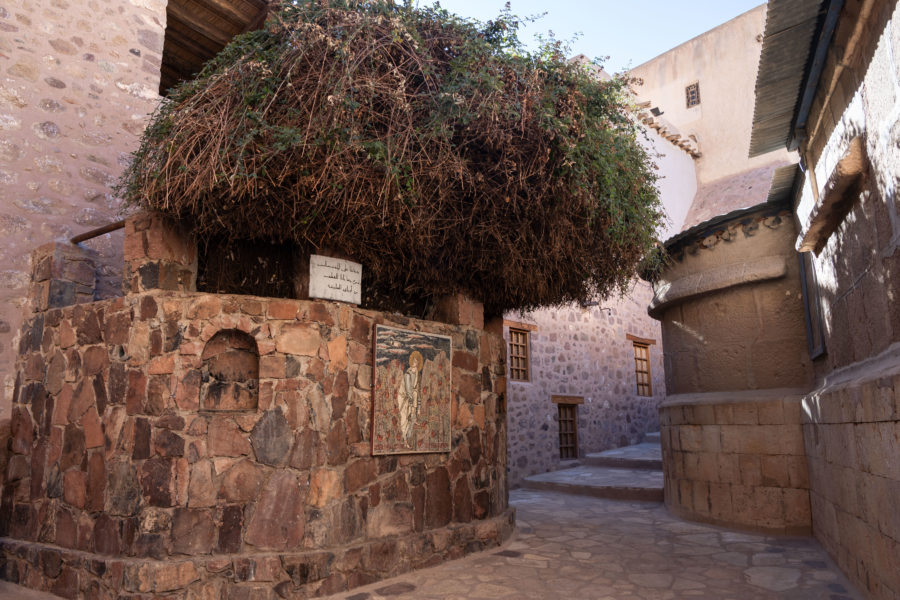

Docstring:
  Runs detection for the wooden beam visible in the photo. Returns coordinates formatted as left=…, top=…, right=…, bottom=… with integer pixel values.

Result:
left=626, top=333, right=656, bottom=346
left=503, top=319, right=537, bottom=332
left=551, top=395, right=584, bottom=405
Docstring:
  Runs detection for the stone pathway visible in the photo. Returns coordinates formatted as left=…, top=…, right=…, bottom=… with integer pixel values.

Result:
left=324, top=488, right=862, bottom=600
left=0, top=580, right=57, bottom=599
left=522, top=432, right=664, bottom=501
left=584, top=441, right=663, bottom=470
left=521, top=465, right=665, bottom=501
left=0, top=489, right=862, bottom=600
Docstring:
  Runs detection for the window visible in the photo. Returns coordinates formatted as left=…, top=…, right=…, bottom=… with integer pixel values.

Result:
left=632, top=342, right=652, bottom=397
left=557, top=403, right=578, bottom=459
left=552, top=396, right=582, bottom=459
left=685, top=82, right=701, bottom=108
left=508, top=328, right=530, bottom=381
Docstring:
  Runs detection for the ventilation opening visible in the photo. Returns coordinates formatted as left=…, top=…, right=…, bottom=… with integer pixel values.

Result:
left=197, top=236, right=298, bottom=299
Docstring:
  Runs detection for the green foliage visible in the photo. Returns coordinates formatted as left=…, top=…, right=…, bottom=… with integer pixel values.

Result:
left=119, top=0, right=664, bottom=315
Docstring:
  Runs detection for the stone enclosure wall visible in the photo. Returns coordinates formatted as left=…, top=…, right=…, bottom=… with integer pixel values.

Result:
left=0, top=217, right=513, bottom=599
left=660, top=391, right=811, bottom=534
left=504, top=283, right=665, bottom=486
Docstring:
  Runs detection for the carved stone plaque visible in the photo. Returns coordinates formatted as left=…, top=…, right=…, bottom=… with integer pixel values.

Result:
left=308, top=255, right=362, bottom=304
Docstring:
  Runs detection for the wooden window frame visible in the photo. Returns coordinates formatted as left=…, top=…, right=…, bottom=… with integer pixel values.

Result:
left=685, top=82, right=701, bottom=108
left=557, top=402, right=578, bottom=460
left=508, top=327, right=530, bottom=382
left=629, top=337, right=654, bottom=397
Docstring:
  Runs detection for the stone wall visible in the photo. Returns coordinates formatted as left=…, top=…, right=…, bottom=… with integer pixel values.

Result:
left=802, top=349, right=900, bottom=600
left=653, top=205, right=813, bottom=394
left=0, top=0, right=166, bottom=422
left=648, top=201, right=815, bottom=533
left=790, top=2, right=900, bottom=597
left=504, top=283, right=665, bottom=486
left=0, top=225, right=513, bottom=598
left=660, top=391, right=811, bottom=535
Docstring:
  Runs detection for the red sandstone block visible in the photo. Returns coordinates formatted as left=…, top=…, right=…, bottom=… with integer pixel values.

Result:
left=240, top=299, right=264, bottom=316
left=259, top=355, right=287, bottom=379
left=307, top=302, right=335, bottom=326
left=208, top=417, right=250, bottom=457
left=268, top=300, right=300, bottom=320
left=123, top=230, right=147, bottom=262
left=349, top=314, right=371, bottom=344
left=452, top=351, right=479, bottom=373
left=187, top=296, right=221, bottom=320
left=148, top=354, right=175, bottom=374
left=276, top=323, right=319, bottom=356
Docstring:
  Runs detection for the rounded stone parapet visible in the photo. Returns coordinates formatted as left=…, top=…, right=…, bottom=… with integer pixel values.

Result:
left=650, top=201, right=813, bottom=394
left=660, top=389, right=812, bottom=535
left=2, top=290, right=512, bottom=598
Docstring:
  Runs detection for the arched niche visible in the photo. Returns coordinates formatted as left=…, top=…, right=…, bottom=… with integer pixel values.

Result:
left=200, top=329, right=259, bottom=411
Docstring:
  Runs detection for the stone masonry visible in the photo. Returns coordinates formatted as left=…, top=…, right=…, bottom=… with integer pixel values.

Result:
left=785, top=1, right=900, bottom=597
left=0, top=215, right=514, bottom=599
left=504, top=283, right=665, bottom=486
left=0, top=0, right=167, bottom=426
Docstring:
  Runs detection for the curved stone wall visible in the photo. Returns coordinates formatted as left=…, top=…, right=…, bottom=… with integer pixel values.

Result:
left=651, top=204, right=813, bottom=394
left=660, top=390, right=811, bottom=534
left=1, top=287, right=512, bottom=598
left=650, top=202, right=814, bottom=532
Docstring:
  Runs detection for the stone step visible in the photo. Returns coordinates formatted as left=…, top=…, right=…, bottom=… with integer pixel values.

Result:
left=643, top=431, right=661, bottom=443
left=521, top=465, right=664, bottom=502
left=584, top=442, right=662, bottom=470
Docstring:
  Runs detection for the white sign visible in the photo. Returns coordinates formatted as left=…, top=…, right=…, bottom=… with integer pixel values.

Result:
left=308, top=255, right=362, bottom=304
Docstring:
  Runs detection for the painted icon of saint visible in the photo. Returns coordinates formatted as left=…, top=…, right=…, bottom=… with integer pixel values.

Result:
left=397, top=350, right=423, bottom=444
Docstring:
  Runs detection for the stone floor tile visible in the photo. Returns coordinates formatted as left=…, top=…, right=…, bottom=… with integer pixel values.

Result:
left=324, top=488, right=863, bottom=600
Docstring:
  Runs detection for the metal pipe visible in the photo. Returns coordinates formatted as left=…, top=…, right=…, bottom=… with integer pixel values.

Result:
left=70, top=219, right=126, bottom=245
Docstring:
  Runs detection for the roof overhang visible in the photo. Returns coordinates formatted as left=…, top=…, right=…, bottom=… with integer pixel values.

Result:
left=748, top=0, right=841, bottom=157
left=160, top=0, right=270, bottom=95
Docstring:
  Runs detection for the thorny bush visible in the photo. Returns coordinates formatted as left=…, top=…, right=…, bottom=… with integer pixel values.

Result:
left=119, top=0, right=664, bottom=316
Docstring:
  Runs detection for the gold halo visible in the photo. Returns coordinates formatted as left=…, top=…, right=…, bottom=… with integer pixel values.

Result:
left=408, top=350, right=423, bottom=369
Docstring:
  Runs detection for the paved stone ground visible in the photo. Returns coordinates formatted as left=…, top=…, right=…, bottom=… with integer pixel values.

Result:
left=0, top=489, right=862, bottom=600
left=585, top=441, right=662, bottom=465
left=325, top=489, right=862, bottom=600
left=522, top=465, right=665, bottom=501
left=0, top=580, right=56, bottom=599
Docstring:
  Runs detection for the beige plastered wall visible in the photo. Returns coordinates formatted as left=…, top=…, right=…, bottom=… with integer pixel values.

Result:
left=0, top=0, right=166, bottom=423
left=630, top=4, right=794, bottom=186
left=630, top=4, right=796, bottom=232
left=644, top=125, right=697, bottom=241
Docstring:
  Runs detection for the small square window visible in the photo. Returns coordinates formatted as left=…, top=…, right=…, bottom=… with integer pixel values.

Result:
left=508, top=328, right=530, bottom=381
left=633, top=342, right=652, bottom=396
left=685, top=82, right=701, bottom=108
